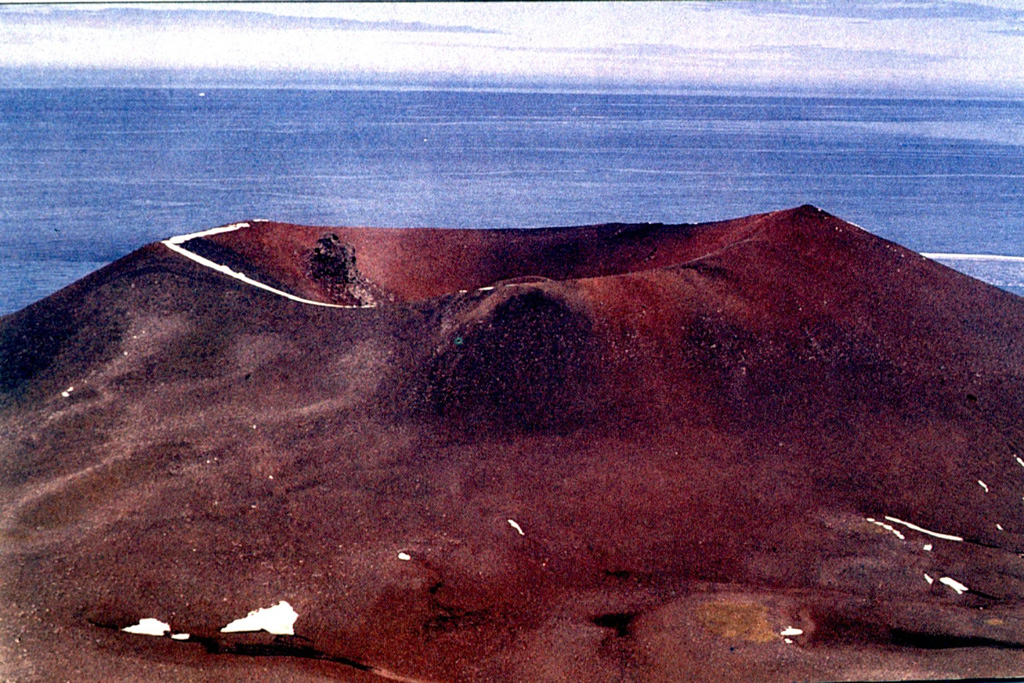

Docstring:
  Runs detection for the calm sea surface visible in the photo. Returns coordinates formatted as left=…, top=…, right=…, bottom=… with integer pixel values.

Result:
left=1, top=88, right=1022, bottom=314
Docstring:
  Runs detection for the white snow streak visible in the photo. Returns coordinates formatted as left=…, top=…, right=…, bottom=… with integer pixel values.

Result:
left=507, top=519, right=525, bottom=536
left=939, top=576, right=969, bottom=595
left=882, top=516, right=964, bottom=542
left=866, top=517, right=905, bottom=540
left=164, top=222, right=250, bottom=245
left=162, top=223, right=373, bottom=309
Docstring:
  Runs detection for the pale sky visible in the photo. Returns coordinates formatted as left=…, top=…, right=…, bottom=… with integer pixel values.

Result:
left=2, top=1, right=1023, bottom=95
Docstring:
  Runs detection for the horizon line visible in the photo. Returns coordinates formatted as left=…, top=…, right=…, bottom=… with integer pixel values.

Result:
left=2, top=78, right=1022, bottom=102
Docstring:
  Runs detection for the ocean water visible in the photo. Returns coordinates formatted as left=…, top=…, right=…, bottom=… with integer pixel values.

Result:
left=1, top=87, right=1022, bottom=314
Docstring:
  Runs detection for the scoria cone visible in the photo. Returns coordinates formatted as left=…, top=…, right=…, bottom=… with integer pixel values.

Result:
left=2, top=206, right=1023, bottom=681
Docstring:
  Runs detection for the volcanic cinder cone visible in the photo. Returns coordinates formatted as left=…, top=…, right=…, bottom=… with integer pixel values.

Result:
left=1, top=206, right=1023, bottom=682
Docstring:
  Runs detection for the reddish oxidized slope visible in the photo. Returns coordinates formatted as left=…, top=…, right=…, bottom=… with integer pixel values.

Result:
left=1, top=206, right=1023, bottom=681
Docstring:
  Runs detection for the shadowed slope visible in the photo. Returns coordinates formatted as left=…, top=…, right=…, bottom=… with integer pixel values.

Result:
left=1, top=206, right=1023, bottom=682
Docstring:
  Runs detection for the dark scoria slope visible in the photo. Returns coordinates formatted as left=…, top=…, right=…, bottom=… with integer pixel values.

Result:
left=2, top=206, right=1024, bottom=682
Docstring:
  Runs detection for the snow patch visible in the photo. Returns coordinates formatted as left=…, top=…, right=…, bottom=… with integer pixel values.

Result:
left=123, top=618, right=170, bottom=636
left=507, top=519, right=525, bottom=536
left=397, top=551, right=412, bottom=561
left=220, top=601, right=298, bottom=635
left=939, top=576, right=969, bottom=595
left=780, top=626, right=803, bottom=637
left=171, top=633, right=190, bottom=641
left=924, top=573, right=934, bottom=585
left=978, top=480, right=989, bottom=492
left=923, top=544, right=933, bottom=551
